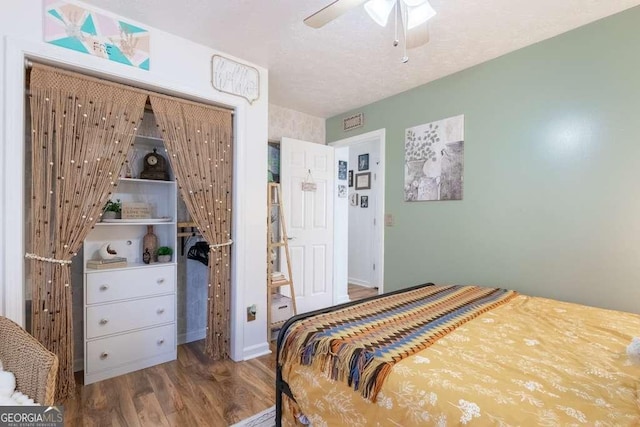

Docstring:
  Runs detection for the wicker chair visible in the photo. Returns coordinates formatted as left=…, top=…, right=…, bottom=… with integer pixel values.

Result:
left=0, top=316, right=58, bottom=405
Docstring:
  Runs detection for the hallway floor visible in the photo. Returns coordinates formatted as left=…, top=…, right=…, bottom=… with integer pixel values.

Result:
left=348, top=283, right=378, bottom=301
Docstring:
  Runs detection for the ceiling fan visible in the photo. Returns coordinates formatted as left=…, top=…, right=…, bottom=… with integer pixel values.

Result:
left=304, top=0, right=436, bottom=63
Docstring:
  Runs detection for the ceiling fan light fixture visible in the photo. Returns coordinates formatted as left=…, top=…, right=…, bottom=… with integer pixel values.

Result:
left=364, top=0, right=396, bottom=27
left=406, top=1, right=436, bottom=29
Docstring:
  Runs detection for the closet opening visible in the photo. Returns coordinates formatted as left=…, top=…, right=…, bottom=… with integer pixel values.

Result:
left=22, top=61, right=235, bottom=399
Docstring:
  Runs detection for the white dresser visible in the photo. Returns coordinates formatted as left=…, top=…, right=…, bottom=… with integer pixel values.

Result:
left=83, top=135, right=178, bottom=385
left=84, top=264, right=176, bottom=384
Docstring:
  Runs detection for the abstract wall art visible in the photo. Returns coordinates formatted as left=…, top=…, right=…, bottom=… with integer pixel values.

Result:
left=404, top=115, right=464, bottom=201
left=44, top=0, right=150, bottom=70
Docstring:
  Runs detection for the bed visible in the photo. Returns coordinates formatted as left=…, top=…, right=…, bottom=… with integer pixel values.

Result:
left=275, top=283, right=640, bottom=426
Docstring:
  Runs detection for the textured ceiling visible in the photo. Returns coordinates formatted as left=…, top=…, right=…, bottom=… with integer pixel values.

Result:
left=84, top=0, right=640, bottom=118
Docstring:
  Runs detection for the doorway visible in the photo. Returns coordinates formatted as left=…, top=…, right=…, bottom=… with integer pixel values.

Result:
left=330, top=129, right=385, bottom=301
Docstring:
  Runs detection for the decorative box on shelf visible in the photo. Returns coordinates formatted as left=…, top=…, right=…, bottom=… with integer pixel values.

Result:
left=86, top=257, right=127, bottom=270
left=121, top=202, right=152, bottom=220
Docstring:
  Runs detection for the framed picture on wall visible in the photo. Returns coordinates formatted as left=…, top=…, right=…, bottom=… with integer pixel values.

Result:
left=355, top=172, right=371, bottom=190
left=338, top=160, right=348, bottom=180
left=360, top=196, right=369, bottom=208
left=358, top=153, right=369, bottom=171
left=268, top=142, right=280, bottom=183
left=348, top=170, right=353, bottom=187
left=338, top=185, right=347, bottom=198
left=350, top=193, right=359, bottom=206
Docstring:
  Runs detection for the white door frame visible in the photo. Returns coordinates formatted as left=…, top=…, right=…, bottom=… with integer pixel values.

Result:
left=329, top=128, right=385, bottom=294
left=1, top=37, right=253, bottom=361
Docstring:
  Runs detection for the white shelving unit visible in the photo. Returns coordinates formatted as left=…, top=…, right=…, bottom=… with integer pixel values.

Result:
left=82, top=135, right=178, bottom=385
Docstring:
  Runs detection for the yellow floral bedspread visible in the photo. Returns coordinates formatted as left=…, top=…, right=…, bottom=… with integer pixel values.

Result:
left=282, top=295, right=640, bottom=426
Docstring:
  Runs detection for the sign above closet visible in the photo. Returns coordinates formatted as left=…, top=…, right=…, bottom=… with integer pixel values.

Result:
left=211, top=55, right=260, bottom=104
left=43, top=0, right=150, bottom=70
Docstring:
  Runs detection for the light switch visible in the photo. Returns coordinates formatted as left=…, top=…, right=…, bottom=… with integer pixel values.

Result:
left=384, top=214, right=394, bottom=227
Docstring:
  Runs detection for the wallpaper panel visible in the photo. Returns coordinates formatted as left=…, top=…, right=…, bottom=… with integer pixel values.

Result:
left=269, top=104, right=325, bottom=144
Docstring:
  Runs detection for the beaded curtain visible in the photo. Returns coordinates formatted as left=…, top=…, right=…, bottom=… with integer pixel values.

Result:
left=28, top=64, right=147, bottom=400
left=149, top=96, right=233, bottom=359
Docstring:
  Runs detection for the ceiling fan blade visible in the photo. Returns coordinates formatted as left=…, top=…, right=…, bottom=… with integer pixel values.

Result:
left=304, top=0, right=368, bottom=28
left=406, top=23, right=430, bottom=49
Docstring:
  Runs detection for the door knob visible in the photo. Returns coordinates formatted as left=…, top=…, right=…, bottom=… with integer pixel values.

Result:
left=100, top=352, right=109, bottom=360
left=99, top=318, right=109, bottom=325
left=157, top=308, right=165, bottom=315
left=99, top=284, right=109, bottom=291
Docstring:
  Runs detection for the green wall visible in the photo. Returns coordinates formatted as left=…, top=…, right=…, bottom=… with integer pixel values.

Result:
left=327, top=7, right=640, bottom=313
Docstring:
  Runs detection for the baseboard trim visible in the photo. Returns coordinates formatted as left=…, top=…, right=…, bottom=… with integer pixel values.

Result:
left=335, top=294, right=351, bottom=305
left=243, top=342, right=271, bottom=360
left=178, top=328, right=206, bottom=345
left=348, top=278, right=372, bottom=287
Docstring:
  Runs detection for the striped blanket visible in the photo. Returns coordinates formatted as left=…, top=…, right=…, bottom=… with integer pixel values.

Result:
left=280, top=285, right=518, bottom=401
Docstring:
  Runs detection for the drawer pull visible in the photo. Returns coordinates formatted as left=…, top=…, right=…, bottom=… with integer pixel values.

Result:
left=100, top=352, right=109, bottom=360
left=99, top=284, right=109, bottom=291
left=99, top=318, right=109, bottom=325
left=157, top=308, right=165, bottom=315
left=157, top=339, right=165, bottom=345
left=157, top=278, right=165, bottom=284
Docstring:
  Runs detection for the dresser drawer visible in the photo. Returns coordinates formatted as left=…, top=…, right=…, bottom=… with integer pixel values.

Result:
left=86, top=265, right=175, bottom=304
left=86, top=294, right=175, bottom=339
left=86, top=324, right=175, bottom=374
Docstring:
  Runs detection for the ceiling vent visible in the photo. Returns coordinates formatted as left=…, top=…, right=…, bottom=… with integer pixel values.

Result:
left=343, top=112, right=364, bottom=132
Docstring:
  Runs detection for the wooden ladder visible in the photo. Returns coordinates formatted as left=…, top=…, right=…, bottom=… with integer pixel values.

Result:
left=267, top=183, right=297, bottom=334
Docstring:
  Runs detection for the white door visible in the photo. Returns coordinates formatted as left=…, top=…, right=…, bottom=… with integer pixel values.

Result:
left=281, top=137, right=334, bottom=314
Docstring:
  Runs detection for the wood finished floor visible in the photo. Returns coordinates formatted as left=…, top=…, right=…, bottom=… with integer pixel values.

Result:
left=348, top=283, right=379, bottom=301
left=64, top=340, right=276, bottom=426
left=64, top=284, right=377, bottom=426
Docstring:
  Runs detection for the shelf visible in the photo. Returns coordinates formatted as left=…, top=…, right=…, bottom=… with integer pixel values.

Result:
left=85, top=261, right=177, bottom=274
left=269, top=280, right=291, bottom=288
left=118, top=178, right=175, bottom=185
left=134, top=135, right=165, bottom=146
left=96, top=220, right=175, bottom=226
left=270, top=320, right=286, bottom=330
left=267, top=183, right=296, bottom=338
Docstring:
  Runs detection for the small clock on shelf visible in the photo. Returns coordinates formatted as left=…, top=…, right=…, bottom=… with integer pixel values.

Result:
left=140, top=148, right=170, bottom=181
